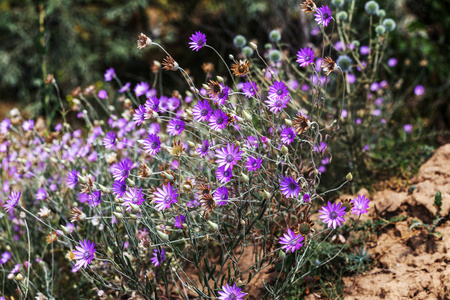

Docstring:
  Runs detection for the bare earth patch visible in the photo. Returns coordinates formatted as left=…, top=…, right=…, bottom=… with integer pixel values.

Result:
left=343, top=144, right=450, bottom=299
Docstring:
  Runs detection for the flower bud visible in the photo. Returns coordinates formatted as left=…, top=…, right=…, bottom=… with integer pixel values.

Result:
left=16, top=274, right=24, bottom=281
left=207, top=220, right=219, bottom=231
left=241, top=172, right=250, bottom=183
left=285, top=119, right=292, bottom=126
left=126, top=178, right=136, bottom=187
left=183, top=184, right=192, bottom=192
left=98, top=184, right=111, bottom=194
left=129, top=214, right=138, bottom=220
left=216, top=76, right=224, bottom=83
left=281, top=145, right=289, bottom=155
left=113, top=212, right=123, bottom=220
left=60, top=225, right=71, bottom=235
left=129, top=203, right=141, bottom=213
left=279, top=250, right=286, bottom=259
left=77, top=174, right=87, bottom=184
left=249, top=42, right=258, bottom=50
left=162, top=172, right=174, bottom=181
left=228, top=54, right=235, bottom=60
left=346, top=172, right=353, bottom=181
left=157, top=230, right=169, bottom=241
left=262, top=190, right=271, bottom=199
left=242, top=110, right=252, bottom=122
left=187, top=141, right=196, bottom=148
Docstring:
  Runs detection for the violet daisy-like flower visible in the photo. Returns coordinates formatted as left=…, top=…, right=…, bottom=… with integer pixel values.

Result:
left=213, top=84, right=230, bottom=105
left=145, top=96, right=160, bottom=112
left=245, top=156, right=263, bottom=172
left=281, top=127, right=295, bottom=145
left=104, top=68, right=115, bottom=81
left=123, top=187, right=145, bottom=211
left=167, top=96, right=180, bottom=111
left=134, top=82, right=149, bottom=97
left=218, top=283, right=247, bottom=300
left=242, top=81, right=258, bottom=98
left=112, top=158, right=133, bottom=182
left=72, top=239, right=96, bottom=272
left=167, top=117, right=185, bottom=136
left=189, top=31, right=207, bottom=52
left=174, top=215, right=186, bottom=228
left=265, top=96, right=290, bottom=114
left=103, top=131, right=116, bottom=149
left=151, top=248, right=166, bottom=266
left=3, top=190, right=21, bottom=212
left=112, top=180, right=127, bottom=198
left=153, top=182, right=179, bottom=211
left=133, top=105, right=147, bottom=126
left=209, top=109, right=229, bottom=131
left=197, top=140, right=210, bottom=158
left=315, top=5, right=332, bottom=27
left=215, top=143, right=243, bottom=171
left=296, top=47, right=315, bottom=67
left=142, top=134, right=161, bottom=156
left=119, top=82, right=130, bottom=93
left=36, top=188, right=47, bottom=201
left=280, top=176, right=301, bottom=198
left=213, top=187, right=229, bottom=206
left=216, top=166, right=233, bottom=184
left=66, top=170, right=79, bottom=189
left=88, top=191, right=101, bottom=207
left=318, top=201, right=346, bottom=229
left=268, top=81, right=289, bottom=100
left=279, top=228, right=304, bottom=253
left=192, top=100, right=213, bottom=122
left=351, top=195, right=370, bottom=216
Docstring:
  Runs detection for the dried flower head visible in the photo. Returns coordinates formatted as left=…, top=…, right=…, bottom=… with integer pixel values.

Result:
left=231, top=60, right=250, bottom=77
left=80, top=175, right=95, bottom=194
left=83, top=85, right=96, bottom=95
left=45, top=74, right=55, bottom=84
left=293, top=112, right=310, bottom=134
left=138, top=162, right=152, bottom=178
left=46, top=231, right=58, bottom=244
left=196, top=183, right=211, bottom=200
left=151, top=61, right=160, bottom=73
left=322, top=57, right=336, bottom=75
left=71, top=207, right=86, bottom=222
left=171, top=140, right=185, bottom=157
left=201, top=62, right=214, bottom=74
left=137, top=33, right=152, bottom=49
left=162, top=55, right=179, bottom=71
left=200, top=194, right=215, bottom=217
left=206, top=80, right=222, bottom=98
left=301, top=0, right=317, bottom=13
left=38, top=207, right=51, bottom=218
left=71, top=86, right=81, bottom=97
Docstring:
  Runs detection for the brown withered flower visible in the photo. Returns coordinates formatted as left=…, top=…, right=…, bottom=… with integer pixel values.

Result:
left=231, top=60, right=250, bottom=77
left=80, top=175, right=95, bottom=194
left=201, top=62, right=214, bottom=74
left=200, top=194, right=216, bottom=217
left=293, top=112, right=310, bottom=135
left=138, top=162, right=152, bottom=178
left=151, top=61, right=161, bottom=73
left=162, top=55, right=179, bottom=71
left=301, top=0, right=317, bottom=14
left=195, top=183, right=211, bottom=200
left=83, top=84, right=96, bottom=95
left=45, top=74, right=55, bottom=84
left=206, top=80, right=222, bottom=98
left=321, top=57, right=336, bottom=75
left=137, top=33, right=152, bottom=49
left=46, top=231, right=58, bottom=244
left=71, top=207, right=86, bottom=222
left=171, top=140, right=185, bottom=157
left=71, top=86, right=82, bottom=97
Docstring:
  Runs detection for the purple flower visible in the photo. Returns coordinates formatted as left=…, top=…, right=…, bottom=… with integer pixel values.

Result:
left=153, top=182, right=178, bottom=211
left=414, top=85, right=425, bottom=96
left=103, top=131, right=116, bottom=149
left=167, top=96, right=180, bottom=111
left=151, top=248, right=166, bottom=266
left=370, top=82, right=379, bottom=92
left=351, top=195, right=370, bottom=216
left=148, top=123, right=161, bottom=135
left=167, top=117, right=185, bottom=136
left=279, top=228, right=304, bottom=253
left=142, top=134, right=161, bottom=155
left=98, top=90, right=108, bottom=100
left=314, top=5, right=332, bottom=27
left=174, top=215, right=186, bottom=228
left=88, top=191, right=101, bottom=207
left=66, top=170, right=79, bottom=189
left=242, top=81, right=258, bottom=98
left=22, top=119, right=34, bottom=131
left=347, top=74, right=356, bottom=84
left=209, top=109, right=228, bottom=131
left=189, top=31, right=207, bottom=52
left=112, top=180, right=127, bottom=198
left=72, top=239, right=96, bottom=272
left=360, top=45, right=370, bottom=55
left=216, top=166, right=233, bottom=184
left=268, top=81, right=289, bottom=100
left=403, top=124, right=413, bottom=134
left=388, top=58, right=398, bottom=67
left=213, top=84, right=230, bottom=105
left=280, top=177, right=301, bottom=198
left=197, top=140, right=210, bottom=158
left=213, top=187, right=229, bottom=206
left=314, top=142, right=327, bottom=153
left=318, top=201, right=346, bottom=229
left=36, top=188, right=47, bottom=201
left=280, top=127, right=295, bottom=145
left=218, top=283, right=247, bottom=300
left=3, top=190, right=21, bottom=212
left=104, top=68, right=115, bottom=81
left=193, top=100, right=213, bottom=122
left=123, top=187, right=145, bottom=211
left=1, top=118, right=11, bottom=134
left=134, top=82, right=149, bottom=97
left=265, top=96, right=290, bottom=114
left=215, top=143, right=243, bottom=171
left=133, top=105, right=147, bottom=126
left=112, top=158, right=132, bottom=182
left=296, top=47, right=315, bottom=67
left=245, top=156, right=262, bottom=172
left=145, top=96, right=160, bottom=112
left=303, top=193, right=310, bottom=202
left=119, top=82, right=130, bottom=93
